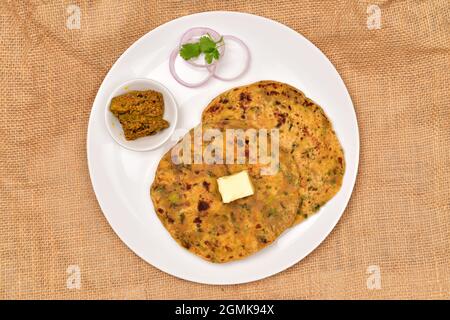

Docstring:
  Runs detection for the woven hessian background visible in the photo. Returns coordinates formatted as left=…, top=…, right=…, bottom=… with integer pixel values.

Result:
left=0, top=0, right=449, bottom=299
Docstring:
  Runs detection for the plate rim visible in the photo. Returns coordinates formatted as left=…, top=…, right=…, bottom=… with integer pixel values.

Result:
left=87, top=10, right=360, bottom=285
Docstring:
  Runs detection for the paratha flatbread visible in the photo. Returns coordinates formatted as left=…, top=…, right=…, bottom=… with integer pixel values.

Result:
left=202, top=81, right=345, bottom=223
left=150, top=120, right=301, bottom=263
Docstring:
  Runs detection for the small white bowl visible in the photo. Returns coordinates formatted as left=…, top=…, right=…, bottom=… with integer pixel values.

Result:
left=105, top=78, right=178, bottom=151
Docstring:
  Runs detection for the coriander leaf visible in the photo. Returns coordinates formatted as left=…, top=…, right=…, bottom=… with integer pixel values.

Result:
left=179, top=42, right=201, bottom=60
left=204, top=52, right=214, bottom=64
left=199, top=35, right=217, bottom=53
left=211, top=48, right=219, bottom=60
left=179, top=34, right=222, bottom=64
left=204, top=48, right=219, bottom=64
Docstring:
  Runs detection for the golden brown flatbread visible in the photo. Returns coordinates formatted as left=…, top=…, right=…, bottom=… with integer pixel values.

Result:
left=150, top=120, right=301, bottom=263
left=202, top=81, right=345, bottom=223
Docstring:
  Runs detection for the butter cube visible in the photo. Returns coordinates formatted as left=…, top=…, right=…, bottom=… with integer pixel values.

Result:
left=217, top=170, right=254, bottom=203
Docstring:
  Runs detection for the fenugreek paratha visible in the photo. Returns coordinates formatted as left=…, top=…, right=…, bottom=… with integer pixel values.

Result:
left=202, top=81, right=345, bottom=223
left=150, top=120, right=300, bottom=263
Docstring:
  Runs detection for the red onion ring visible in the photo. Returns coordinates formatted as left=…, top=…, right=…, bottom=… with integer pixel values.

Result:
left=179, top=27, right=225, bottom=68
left=207, top=35, right=250, bottom=81
left=169, top=28, right=250, bottom=87
left=169, top=47, right=216, bottom=88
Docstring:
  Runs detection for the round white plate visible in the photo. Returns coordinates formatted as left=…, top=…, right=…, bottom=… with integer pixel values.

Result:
left=87, top=11, right=359, bottom=285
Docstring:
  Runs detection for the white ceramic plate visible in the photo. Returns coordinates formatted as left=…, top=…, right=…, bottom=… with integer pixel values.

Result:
left=87, top=11, right=359, bottom=285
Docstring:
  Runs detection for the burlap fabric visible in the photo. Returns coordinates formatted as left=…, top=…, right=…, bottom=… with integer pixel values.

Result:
left=1, top=0, right=449, bottom=299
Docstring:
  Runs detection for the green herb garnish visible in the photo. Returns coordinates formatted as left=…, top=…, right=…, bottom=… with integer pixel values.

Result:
left=168, top=192, right=180, bottom=205
left=179, top=34, right=223, bottom=64
left=179, top=43, right=200, bottom=60
left=268, top=208, right=277, bottom=217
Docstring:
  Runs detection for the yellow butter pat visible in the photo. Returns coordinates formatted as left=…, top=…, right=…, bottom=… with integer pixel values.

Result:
left=217, top=170, right=255, bottom=203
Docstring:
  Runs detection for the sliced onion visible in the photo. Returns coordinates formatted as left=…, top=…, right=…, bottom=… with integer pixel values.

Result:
left=169, top=47, right=216, bottom=88
left=207, top=35, right=250, bottom=81
left=170, top=29, right=250, bottom=87
left=179, top=27, right=225, bottom=68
